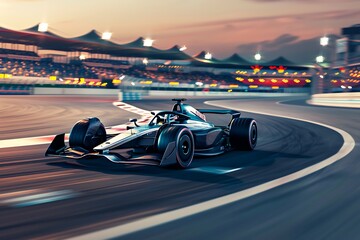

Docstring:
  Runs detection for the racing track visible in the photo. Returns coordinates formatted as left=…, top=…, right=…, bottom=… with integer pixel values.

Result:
left=0, top=95, right=359, bottom=240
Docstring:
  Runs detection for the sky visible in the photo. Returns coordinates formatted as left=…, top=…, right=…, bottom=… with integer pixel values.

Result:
left=0, top=0, right=359, bottom=63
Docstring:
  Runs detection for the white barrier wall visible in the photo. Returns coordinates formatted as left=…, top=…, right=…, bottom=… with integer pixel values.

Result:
left=309, top=92, right=360, bottom=108
left=33, top=87, right=309, bottom=99
left=147, top=90, right=308, bottom=98
left=33, top=87, right=118, bottom=95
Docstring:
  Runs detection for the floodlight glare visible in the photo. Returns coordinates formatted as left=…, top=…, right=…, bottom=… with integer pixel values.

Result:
left=102, top=32, right=112, bottom=40
left=205, top=52, right=212, bottom=60
left=179, top=45, right=187, bottom=51
left=254, top=53, right=261, bottom=61
left=320, top=36, right=329, bottom=46
left=316, top=55, right=325, bottom=63
left=38, top=22, right=48, bottom=32
left=143, top=38, right=154, bottom=47
left=143, top=58, right=149, bottom=65
left=79, top=54, right=86, bottom=60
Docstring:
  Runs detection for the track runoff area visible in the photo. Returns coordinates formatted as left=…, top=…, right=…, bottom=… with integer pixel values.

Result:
left=0, top=96, right=356, bottom=239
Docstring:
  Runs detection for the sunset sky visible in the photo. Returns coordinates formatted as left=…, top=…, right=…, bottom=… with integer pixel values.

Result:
left=1, top=0, right=359, bottom=62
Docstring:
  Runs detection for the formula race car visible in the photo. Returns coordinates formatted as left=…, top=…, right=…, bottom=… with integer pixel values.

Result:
left=46, top=99, right=257, bottom=169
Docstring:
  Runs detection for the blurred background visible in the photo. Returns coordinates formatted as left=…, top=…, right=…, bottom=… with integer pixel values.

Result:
left=0, top=0, right=358, bottom=97
left=1, top=1, right=360, bottom=239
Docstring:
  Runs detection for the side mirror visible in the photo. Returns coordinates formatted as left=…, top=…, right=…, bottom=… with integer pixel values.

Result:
left=129, top=118, right=139, bottom=127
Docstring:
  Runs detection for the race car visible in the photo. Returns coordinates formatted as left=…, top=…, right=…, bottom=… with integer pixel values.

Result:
left=45, top=98, right=257, bottom=169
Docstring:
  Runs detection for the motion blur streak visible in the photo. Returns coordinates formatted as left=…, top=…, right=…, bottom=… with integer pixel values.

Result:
left=2, top=172, right=73, bottom=183
left=1, top=190, right=77, bottom=207
left=0, top=135, right=67, bottom=149
left=67, top=102, right=355, bottom=240
left=189, top=167, right=243, bottom=175
left=0, top=101, right=151, bottom=149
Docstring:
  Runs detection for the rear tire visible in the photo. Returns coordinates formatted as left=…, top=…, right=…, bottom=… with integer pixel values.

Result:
left=229, top=118, right=257, bottom=150
left=157, top=125, right=194, bottom=168
left=69, top=117, right=106, bottom=151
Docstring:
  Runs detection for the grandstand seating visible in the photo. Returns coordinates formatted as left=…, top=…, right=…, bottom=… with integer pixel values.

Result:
left=84, top=58, right=129, bottom=65
left=0, top=48, right=246, bottom=86
left=0, top=48, right=39, bottom=57
left=0, top=55, right=314, bottom=88
left=0, top=52, right=316, bottom=88
left=0, top=58, right=97, bottom=79
left=126, top=68, right=237, bottom=85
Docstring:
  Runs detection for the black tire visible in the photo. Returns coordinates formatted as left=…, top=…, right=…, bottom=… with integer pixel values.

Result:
left=157, top=125, right=194, bottom=168
left=69, top=117, right=106, bottom=151
left=229, top=118, right=257, bottom=150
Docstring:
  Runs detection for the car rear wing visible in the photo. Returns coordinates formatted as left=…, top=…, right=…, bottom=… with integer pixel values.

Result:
left=197, top=109, right=240, bottom=126
left=197, top=109, right=240, bottom=118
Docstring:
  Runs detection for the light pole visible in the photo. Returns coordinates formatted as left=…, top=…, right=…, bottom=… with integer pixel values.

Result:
left=253, top=53, right=262, bottom=91
left=254, top=53, right=261, bottom=62
left=205, top=52, right=212, bottom=60
left=101, top=31, right=112, bottom=40
left=320, top=36, right=329, bottom=47
left=179, top=45, right=187, bottom=51
left=143, top=38, right=154, bottom=47
left=316, top=55, right=325, bottom=63
left=315, top=36, right=332, bottom=93
left=38, top=22, right=48, bottom=32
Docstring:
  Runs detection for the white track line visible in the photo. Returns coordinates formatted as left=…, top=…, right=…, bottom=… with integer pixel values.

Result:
left=67, top=100, right=355, bottom=240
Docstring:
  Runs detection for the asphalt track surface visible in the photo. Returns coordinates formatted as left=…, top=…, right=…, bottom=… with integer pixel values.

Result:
left=0, top=95, right=359, bottom=240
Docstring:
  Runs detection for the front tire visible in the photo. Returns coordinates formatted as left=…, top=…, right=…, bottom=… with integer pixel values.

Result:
left=229, top=118, right=257, bottom=150
left=157, top=126, right=194, bottom=168
left=69, top=117, right=106, bottom=151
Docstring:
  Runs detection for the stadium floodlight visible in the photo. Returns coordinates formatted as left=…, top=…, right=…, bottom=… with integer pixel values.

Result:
left=38, top=22, right=48, bottom=32
left=143, top=38, right=154, bottom=47
left=102, top=31, right=112, bottom=40
left=316, top=55, right=325, bottom=63
left=254, top=53, right=261, bottom=61
left=320, top=36, right=329, bottom=46
left=205, top=52, right=212, bottom=60
left=179, top=45, right=187, bottom=51
left=143, top=58, right=149, bottom=65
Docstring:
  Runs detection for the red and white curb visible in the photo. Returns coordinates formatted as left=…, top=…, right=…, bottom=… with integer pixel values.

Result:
left=0, top=102, right=151, bottom=149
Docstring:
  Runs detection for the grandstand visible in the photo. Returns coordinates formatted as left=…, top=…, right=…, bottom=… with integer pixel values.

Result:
left=328, top=24, right=360, bottom=92
left=0, top=23, right=358, bottom=94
